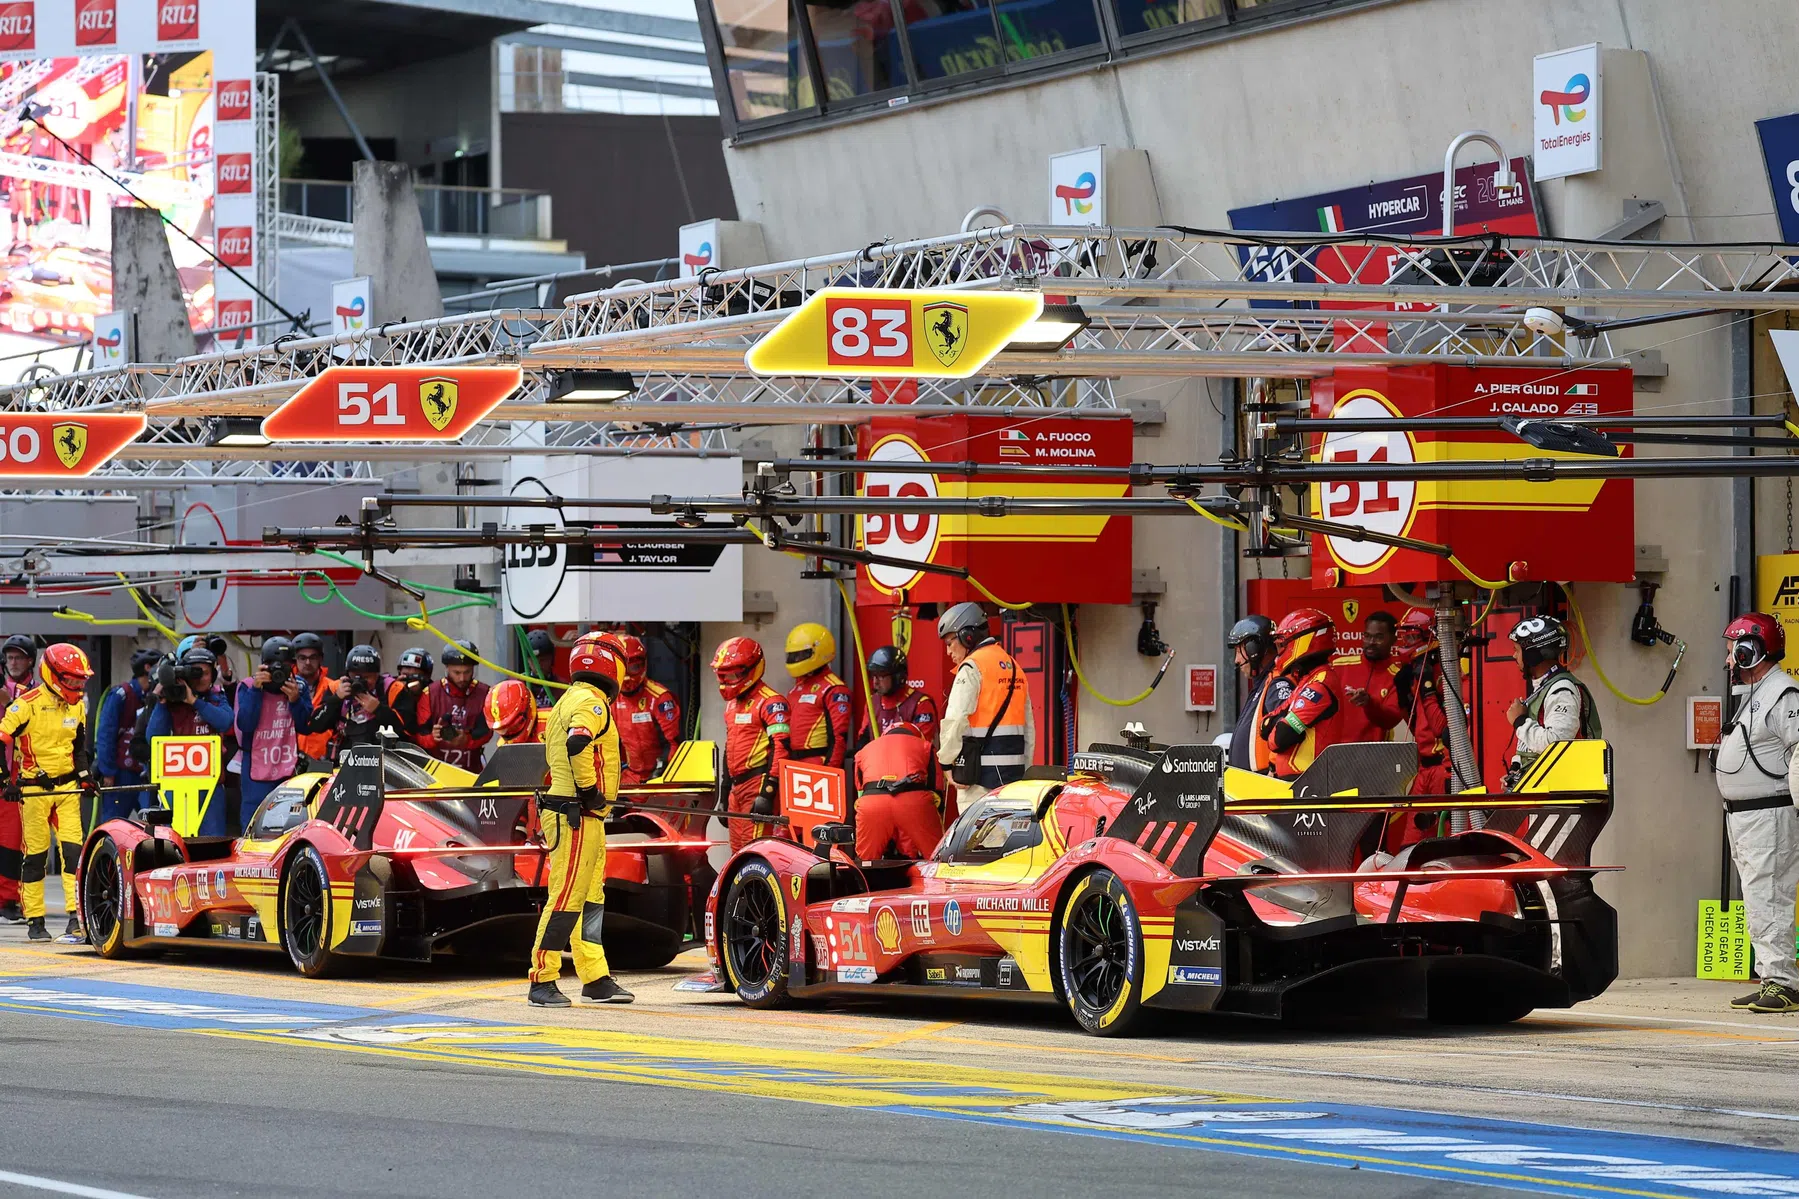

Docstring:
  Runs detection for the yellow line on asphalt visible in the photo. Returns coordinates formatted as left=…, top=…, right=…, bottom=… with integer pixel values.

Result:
left=841, top=1020, right=960, bottom=1054
left=370, top=978, right=527, bottom=1007
left=924, top=1031, right=1202, bottom=1065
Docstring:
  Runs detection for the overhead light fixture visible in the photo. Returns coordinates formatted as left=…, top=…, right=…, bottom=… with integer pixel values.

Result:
left=1004, top=303, right=1090, bottom=352
left=550, top=369, right=638, bottom=403
left=1499, top=416, right=1618, bottom=457
left=209, top=416, right=270, bottom=448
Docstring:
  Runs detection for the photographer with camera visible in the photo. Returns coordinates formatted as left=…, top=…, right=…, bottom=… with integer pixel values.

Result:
left=309, top=643, right=403, bottom=753
left=391, top=647, right=436, bottom=748
left=234, top=637, right=312, bottom=828
left=425, top=641, right=490, bottom=770
left=291, top=633, right=335, bottom=766
left=93, top=647, right=160, bottom=823
left=144, top=645, right=237, bottom=837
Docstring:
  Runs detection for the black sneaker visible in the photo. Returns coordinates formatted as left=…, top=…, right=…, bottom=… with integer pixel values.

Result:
left=0, top=900, right=21, bottom=923
left=581, top=976, right=635, bottom=1004
left=528, top=980, right=570, bottom=1007
left=1748, top=982, right=1799, bottom=1013
left=25, top=917, right=50, bottom=942
left=1733, top=987, right=1764, bottom=1009
left=57, top=916, right=85, bottom=945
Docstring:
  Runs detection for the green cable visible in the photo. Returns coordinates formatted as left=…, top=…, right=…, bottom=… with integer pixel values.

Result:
left=297, top=548, right=494, bottom=624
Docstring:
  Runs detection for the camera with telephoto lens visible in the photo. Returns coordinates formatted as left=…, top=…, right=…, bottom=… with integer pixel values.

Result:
left=155, top=658, right=190, bottom=703
left=262, top=643, right=295, bottom=692
left=348, top=674, right=372, bottom=697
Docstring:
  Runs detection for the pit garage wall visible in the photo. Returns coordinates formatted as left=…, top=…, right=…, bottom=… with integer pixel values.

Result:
left=713, top=0, right=1799, bottom=978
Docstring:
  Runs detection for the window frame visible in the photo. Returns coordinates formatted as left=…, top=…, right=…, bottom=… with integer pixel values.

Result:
left=702, top=0, right=828, bottom=137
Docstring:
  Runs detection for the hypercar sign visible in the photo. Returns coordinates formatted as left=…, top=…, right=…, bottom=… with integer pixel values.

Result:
left=747, top=289, right=1043, bottom=379
left=261, top=366, right=522, bottom=441
left=0, top=412, right=144, bottom=477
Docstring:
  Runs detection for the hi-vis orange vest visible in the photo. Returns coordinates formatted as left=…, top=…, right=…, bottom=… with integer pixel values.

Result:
left=965, top=642, right=1028, bottom=789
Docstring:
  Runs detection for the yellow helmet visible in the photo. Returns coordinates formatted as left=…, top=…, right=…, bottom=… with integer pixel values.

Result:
left=784, top=621, right=835, bottom=677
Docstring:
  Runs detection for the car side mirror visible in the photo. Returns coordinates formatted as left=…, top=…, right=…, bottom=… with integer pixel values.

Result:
left=812, top=823, right=855, bottom=851
left=135, top=807, right=172, bottom=828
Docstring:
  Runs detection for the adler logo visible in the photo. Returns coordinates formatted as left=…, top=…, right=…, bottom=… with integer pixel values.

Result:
left=218, top=154, right=252, bottom=193
left=75, top=0, right=115, bottom=46
left=0, top=3, right=35, bottom=52
left=217, top=80, right=252, bottom=121
left=158, top=2, right=199, bottom=40
left=217, top=227, right=252, bottom=266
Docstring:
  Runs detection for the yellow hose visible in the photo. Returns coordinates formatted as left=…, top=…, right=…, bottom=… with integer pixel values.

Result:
left=1448, top=554, right=1511, bottom=591
left=1563, top=587, right=1678, bottom=706
left=406, top=604, right=567, bottom=691
left=117, top=575, right=179, bottom=639
left=1059, top=602, right=1173, bottom=708
left=836, top=578, right=880, bottom=732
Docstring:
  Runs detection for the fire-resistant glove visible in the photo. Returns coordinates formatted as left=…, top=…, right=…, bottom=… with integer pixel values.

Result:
left=751, top=773, right=779, bottom=817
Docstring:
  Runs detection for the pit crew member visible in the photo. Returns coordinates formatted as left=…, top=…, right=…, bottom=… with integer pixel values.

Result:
left=1259, top=608, right=1344, bottom=780
left=0, top=643, right=93, bottom=942
left=1227, top=616, right=1286, bottom=771
left=713, top=637, right=790, bottom=852
left=610, top=633, right=681, bottom=786
left=862, top=645, right=939, bottom=745
left=1504, top=615, right=1601, bottom=783
left=1338, top=611, right=1405, bottom=744
left=936, top=602, right=1032, bottom=806
left=853, top=721, right=945, bottom=861
left=784, top=622, right=852, bottom=771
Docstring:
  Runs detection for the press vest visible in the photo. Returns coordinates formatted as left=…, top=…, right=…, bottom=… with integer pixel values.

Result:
left=965, top=642, right=1028, bottom=789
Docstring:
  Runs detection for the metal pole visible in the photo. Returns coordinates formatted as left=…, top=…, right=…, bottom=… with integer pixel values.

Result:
left=1218, top=377, right=1240, bottom=720
left=288, top=20, right=376, bottom=163
left=1732, top=314, right=1756, bottom=605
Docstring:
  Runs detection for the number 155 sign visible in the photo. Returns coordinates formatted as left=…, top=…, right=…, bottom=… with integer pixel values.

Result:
left=747, top=289, right=1043, bottom=379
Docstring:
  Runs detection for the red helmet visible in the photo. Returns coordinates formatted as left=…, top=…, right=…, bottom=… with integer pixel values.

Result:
left=569, top=639, right=626, bottom=697
left=1726, top=612, right=1786, bottom=666
left=1273, top=607, right=1335, bottom=671
left=1394, top=608, right=1439, bottom=663
left=485, top=679, right=537, bottom=742
left=41, top=642, right=92, bottom=704
left=711, top=636, right=765, bottom=699
left=886, top=720, right=923, bottom=739
left=614, top=633, right=648, bottom=691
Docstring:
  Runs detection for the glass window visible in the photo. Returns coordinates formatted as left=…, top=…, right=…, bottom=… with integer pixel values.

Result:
left=713, top=0, right=819, bottom=121
left=934, top=795, right=1043, bottom=863
left=1111, top=0, right=1222, bottom=39
left=900, top=0, right=1004, bottom=81
left=989, top=0, right=1103, bottom=64
left=249, top=785, right=312, bottom=840
left=805, top=0, right=911, bottom=100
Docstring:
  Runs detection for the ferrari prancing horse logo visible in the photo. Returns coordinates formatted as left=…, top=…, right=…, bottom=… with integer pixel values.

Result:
left=922, top=301, right=968, bottom=369
left=1342, top=599, right=1360, bottom=625
left=52, top=422, right=87, bottom=469
left=419, top=377, right=458, bottom=432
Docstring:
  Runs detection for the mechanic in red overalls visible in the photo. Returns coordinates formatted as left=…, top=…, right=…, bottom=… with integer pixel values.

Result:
left=713, top=638, right=790, bottom=852
left=608, top=633, right=682, bottom=786
left=1260, top=608, right=1345, bottom=780
left=1337, top=611, right=1405, bottom=744
left=783, top=622, right=851, bottom=771
left=424, top=641, right=491, bottom=771
left=485, top=679, right=540, bottom=748
left=1385, top=609, right=1452, bottom=852
left=852, top=721, right=944, bottom=861
left=861, top=645, right=940, bottom=746
left=0, top=634, right=35, bottom=922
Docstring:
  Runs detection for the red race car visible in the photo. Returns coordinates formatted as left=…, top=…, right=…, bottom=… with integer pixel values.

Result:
left=705, top=740, right=1617, bottom=1035
left=76, top=740, right=717, bottom=976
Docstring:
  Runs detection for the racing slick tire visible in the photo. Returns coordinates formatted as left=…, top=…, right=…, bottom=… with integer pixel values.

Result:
left=280, top=845, right=352, bottom=979
left=719, top=857, right=795, bottom=1009
left=81, top=836, right=137, bottom=959
left=1056, top=869, right=1147, bottom=1037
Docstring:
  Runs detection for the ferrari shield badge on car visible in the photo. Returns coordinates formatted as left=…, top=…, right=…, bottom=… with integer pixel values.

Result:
left=922, top=301, right=968, bottom=369
left=51, top=422, right=87, bottom=469
left=419, top=377, right=459, bottom=432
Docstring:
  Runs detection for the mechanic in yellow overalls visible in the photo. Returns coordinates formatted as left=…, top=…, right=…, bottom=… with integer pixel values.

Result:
left=527, top=639, right=635, bottom=1007
left=0, top=644, right=94, bottom=943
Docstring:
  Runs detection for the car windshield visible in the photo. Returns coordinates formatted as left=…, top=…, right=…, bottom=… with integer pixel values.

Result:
left=933, top=795, right=1041, bottom=864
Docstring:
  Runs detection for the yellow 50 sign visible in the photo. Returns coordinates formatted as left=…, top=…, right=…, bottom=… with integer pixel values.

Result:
left=746, top=289, right=1043, bottom=379
left=150, top=735, right=223, bottom=838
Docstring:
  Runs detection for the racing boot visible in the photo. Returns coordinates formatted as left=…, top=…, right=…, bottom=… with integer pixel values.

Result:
left=57, top=914, right=85, bottom=945
left=0, top=899, right=21, bottom=923
left=528, top=979, right=571, bottom=1007
left=25, top=916, right=49, bottom=941
left=581, top=976, right=635, bottom=1004
left=1747, top=982, right=1799, bottom=1014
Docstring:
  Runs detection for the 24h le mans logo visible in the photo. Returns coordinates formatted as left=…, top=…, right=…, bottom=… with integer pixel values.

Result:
left=419, top=377, right=458, bottom=432
left=922, top=301, right=968, bottom=369
left=52, top=423, right=87, bottom=469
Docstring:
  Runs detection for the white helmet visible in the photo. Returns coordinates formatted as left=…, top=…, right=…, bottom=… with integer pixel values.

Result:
left=937, top=601, right=990, bottom=648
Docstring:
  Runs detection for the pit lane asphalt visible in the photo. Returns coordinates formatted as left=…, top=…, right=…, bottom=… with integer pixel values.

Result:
left=3, top=883, right=1799, bottom=1198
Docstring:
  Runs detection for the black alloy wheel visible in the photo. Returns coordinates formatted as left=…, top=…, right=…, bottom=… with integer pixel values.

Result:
left=1056, top=869, right=1145, bottom=1036
left=281, top=846, right=348, bottom=978
left=721, top=859, right=792, bottom=1008
left=82, top=838, right=131, bottom=958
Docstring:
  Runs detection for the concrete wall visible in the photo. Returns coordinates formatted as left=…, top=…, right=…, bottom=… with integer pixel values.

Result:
left=706, top=0, right=1799, bottom=977
left=284, top=47, right=493, bottom=169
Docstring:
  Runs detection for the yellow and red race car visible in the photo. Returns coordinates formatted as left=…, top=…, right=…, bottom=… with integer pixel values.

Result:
left=707, top=740, right=1617, bottom=1035
left=77, top=739, right=721, bottom=976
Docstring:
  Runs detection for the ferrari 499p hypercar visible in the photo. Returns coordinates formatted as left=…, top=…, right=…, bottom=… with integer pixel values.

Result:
left=706, top=739, right=1617, bottom=1035
left=77, top=739, right=720, bottom=976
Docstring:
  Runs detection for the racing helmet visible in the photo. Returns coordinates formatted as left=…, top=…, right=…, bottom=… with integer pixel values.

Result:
left=867, top=645, right=907, bottom=679
left=1, top=633, right=34, bottom=679
left=1272, top=608, right=1335, bottom=672
left=1393, top=608, right=1440, bottom=663
left=485, top=679, right=537, bottom=742
left=937, top=601, right=990, bottom=649
left=345, top=643, right=381, bottom=676
left=614, top=633, right=649, bottom=691
left=886, top=720, right=923, bottom=739
left=40, top=643, right=91, bottom=704
left=785, top=622, right=835, bottom=677
left=711, top=637, right=765, bottom=699
left=569, top=639, right=625, bottom=698
left=441, top=640, right=478, bottom=668
left=1725, top=612, right=1786, bottom=670
left=1226, top=615, right=1276, bottom=666
left=129, top=646, right=162, bottom=676
left=397, top=647, right=434, bottom=680
left=526, top=628, right=555, bottom=664
left=1509, top=615, right=1570, bottom=674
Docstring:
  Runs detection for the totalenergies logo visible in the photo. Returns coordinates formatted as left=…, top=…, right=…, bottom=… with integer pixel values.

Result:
left=1539, top=73, right=1590, bottom=125
left=335, top=295, right=366, bottom=329
left=1055, top=171, right=1096, bottom=216
left=683, top=241, right=713, bottom=269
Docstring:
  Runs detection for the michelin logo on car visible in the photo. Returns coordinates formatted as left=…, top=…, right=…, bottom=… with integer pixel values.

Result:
left=1169, top=965, right=1222, bottom=986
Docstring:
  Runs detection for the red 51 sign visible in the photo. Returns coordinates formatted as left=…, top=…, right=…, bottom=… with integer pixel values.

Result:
left=778, top=760, right=846, bottom=846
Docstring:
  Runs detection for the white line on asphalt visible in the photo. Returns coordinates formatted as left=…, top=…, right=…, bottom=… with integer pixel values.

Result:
left=1185, top=1059, right=1799, bottom=1123
left=1534, top=1010, right=1799, bottom=1033
left=0, top=1169, right=153, bottom=1199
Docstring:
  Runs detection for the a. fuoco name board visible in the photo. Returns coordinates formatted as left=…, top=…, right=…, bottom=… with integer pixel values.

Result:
left=1308, top=365, right=1634, bottom=588
left=854, top=413, right=1132, bottom=605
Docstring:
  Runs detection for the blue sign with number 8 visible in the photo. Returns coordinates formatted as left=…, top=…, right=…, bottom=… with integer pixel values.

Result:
left=1755, top=112, right=1799, bottom=245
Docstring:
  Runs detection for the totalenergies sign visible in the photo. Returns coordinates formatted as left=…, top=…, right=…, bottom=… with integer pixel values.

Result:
left=855, top=414, right=1132, bottom=606
left=747, top=289, right=1042, bottom=379
left=1309, top=365, right=1634, bottom=588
